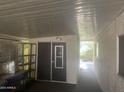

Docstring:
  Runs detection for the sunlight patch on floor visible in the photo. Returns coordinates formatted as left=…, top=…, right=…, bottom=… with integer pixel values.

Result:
left=80, top=61, right=93, bottom=70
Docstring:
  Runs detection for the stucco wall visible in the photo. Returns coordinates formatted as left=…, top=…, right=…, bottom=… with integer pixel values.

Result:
left=95, top=11, right=124, bottom=91
left=30, top=35, right=80, bottom=84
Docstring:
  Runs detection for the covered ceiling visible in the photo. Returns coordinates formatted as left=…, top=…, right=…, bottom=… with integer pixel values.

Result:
left=0, top=0, right=123, bottom=38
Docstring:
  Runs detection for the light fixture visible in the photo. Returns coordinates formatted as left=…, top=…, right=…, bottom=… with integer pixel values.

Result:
left=56, top=36, right=62, bottom=41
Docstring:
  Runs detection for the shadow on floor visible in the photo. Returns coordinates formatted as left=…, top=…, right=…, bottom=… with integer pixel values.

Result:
left=27, top=62, right=102, bottom=92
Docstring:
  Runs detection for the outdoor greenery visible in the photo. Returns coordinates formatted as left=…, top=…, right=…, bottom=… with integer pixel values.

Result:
left=80, top=42, right=94, bottom=62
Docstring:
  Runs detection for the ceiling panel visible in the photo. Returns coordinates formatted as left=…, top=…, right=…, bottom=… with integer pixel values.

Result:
left=0, top=0, right=123, bottom=38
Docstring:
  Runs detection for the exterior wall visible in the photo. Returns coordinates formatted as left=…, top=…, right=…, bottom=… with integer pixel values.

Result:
left=95, top=11, right=124, bottom=91
left=30, top=35, right=80, bottom=84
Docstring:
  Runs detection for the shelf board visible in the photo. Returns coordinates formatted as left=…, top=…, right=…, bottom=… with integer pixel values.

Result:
left=18, top=54, right=36, bottom=57
left=18, top=61, right=36, bottom=65
left=31, top=62, right=36, bottom=64
left=18, top=63, right=30, bottom=66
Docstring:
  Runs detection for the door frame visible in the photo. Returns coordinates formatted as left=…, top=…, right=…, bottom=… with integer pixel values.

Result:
left=36, top=42, right=67, bottom=83
left=50, top=42, right=53, bottom=80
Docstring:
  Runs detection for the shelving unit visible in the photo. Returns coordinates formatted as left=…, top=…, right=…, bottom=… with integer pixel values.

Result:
left=17, top=43, right=36, bottom=79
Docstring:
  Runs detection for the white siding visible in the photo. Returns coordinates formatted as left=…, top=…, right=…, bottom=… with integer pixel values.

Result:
left=95, top=11, right=124, bottom=91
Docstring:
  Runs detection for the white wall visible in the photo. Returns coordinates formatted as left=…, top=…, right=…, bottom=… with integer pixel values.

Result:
left=30, top=35, right=80, bottom=84
left=95, top=11, right=124, bottom=91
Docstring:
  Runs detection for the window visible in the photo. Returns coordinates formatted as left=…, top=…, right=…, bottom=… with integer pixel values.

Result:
left=55, top=45, right=64, bottom=69
left=17, top=43, right=36, bottom=79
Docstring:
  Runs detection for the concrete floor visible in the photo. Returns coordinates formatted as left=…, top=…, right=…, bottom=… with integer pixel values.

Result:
left=27, top=62, right=102, bottom=92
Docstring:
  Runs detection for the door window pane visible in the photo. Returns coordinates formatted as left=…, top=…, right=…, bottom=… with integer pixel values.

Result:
left=24, top=56, right=29, bottom=64
left=56, top=47, right=63, bottom=56
left=24, top=44, right=30, bottom=55
left=31, top=71, right=35, bottom=78
left=56, top=57, right=63, bottom=68
left=18, top=66, right=23, bottom=71
left=31, top=56, right=35, bottom=63
left=32, top=44, right=36, bottom=55
left=31, top=64, right=35, bottom=70
left=18, top=44, right=23, bottom=56
left=17, top=43, right=36, bottom=79
left=55, top=46, right=63, bottom=68
left=24, top=65, right=29, bottom=70
left=18, top=56, right=23, bottom=65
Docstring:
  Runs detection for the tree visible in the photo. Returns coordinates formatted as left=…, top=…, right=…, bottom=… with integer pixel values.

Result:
left=80, top=42, right=94, bottom=62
